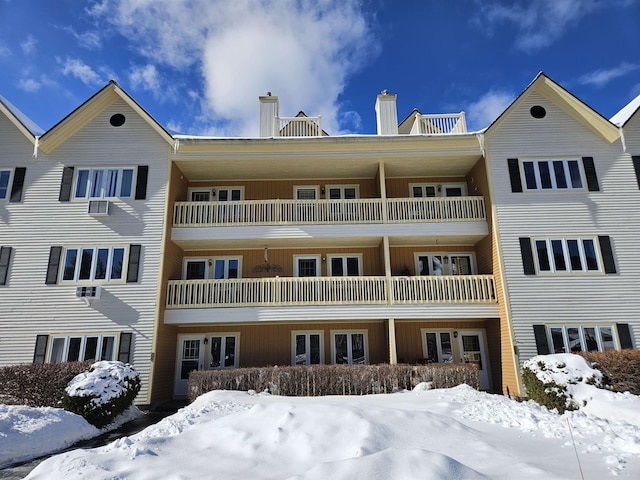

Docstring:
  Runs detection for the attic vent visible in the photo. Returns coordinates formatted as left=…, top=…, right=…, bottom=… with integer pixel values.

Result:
left=530, top=106, right=546, bottom=119
left=110, top=113, right=126, bottom=127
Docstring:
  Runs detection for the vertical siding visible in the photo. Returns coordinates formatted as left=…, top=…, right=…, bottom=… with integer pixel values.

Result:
left=0, top=99, right=169, bottom=404
left=487, top=90, right=640, bottom=379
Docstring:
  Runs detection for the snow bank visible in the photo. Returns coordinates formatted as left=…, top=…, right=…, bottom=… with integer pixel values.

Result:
left=65, top=361, right=139, bottom=406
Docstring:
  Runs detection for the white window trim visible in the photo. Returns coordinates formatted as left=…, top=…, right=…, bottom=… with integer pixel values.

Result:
left=325, top=184, right=360, bottom=199
left=294, top=185, right=319, bottom=200
left=521, top=158, right=585, bottom=192
left=60, top=246, right=128, bottom=284
left=294, top=255, right=321, bottom=277
left=327, top=254, right=362, bottom=276
left=414, top=252, right=475, bottom=275
left=182, top=258, right=210, bottom=280
left=207, top=333, right=239, bottom=369
left=548, top=325, right=617, bottom=353
left=188, top=188, right=214, bottom=201
left=214, top=186, right=244, bottom=201
left=421, top=329, right=457, bottom=364
left=48, top=333, right=118, bottom=363
left=211, top=256, right=242, bottom=279
left=409, top=182, right=467, bottom=197
left=292, top=331, right=324, bottom=365
left=533, top=237, right=602, bottom=274
left=330, top=330, right=368, bottom=365
left=0, top=168, right=14, bottom=201
left=72, top=166, right=137, bottom=200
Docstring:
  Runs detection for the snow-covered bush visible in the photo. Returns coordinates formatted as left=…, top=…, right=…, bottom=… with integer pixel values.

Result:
left=522, top=353, right=604, bottom=414
left=62, top=361, right=140, bottom=428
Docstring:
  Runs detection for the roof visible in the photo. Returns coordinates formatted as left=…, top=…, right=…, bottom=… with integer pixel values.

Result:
left=38, top=80, right=173, bottom=153
left=0, top=93, right=44, bottom=142
left=484, top=72, right=620, bottom=144
left=610, top=93, right=640, bottom=127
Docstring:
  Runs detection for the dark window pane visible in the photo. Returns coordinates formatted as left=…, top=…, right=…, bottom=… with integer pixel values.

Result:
left=180, top=360, right=198, bottom=380
left=425, top=333, right=438, bottom=362
left=550, top=328, right=566, bottom=353
left=346, top=257, right=359, bottom=276
left=600, top=327, right=615, bottom=350
left=539, top=162, right=552, bottom=189
left=329, top=188, right=341, bottom=199
left=334, top=334, right=348, bottom=364
left=210, top=337, right=222, bottom=368
left=535, top=240, right=550, bottom=271
left=553, top=161, right=567, bottom=188
left=583, top=240, right=599, bottom=270
left=583, top=327, right=598, bottom=352
left=551, top=240, right=566, bottom=271
left=228, top=259, right=239, bottom=279
left=298, top=259, right=316, bottom=277
left=111, top=248, right=124, bottom=279
left=67, top=337, right=82, bottom=362
left=79, top=249, right=94, bottom=280
left=74, top=170, right=89, bottom=198
left=63, top=249, right=78, bottom=281
left=523, top=162, right=537, bottom=189
left=295, top=334, right=306, bottom=365
left=90, top=170, right=104, bottom=198
left=331, top=258, right=343, bottom=276
left=224, top=337, right=236, bottom=367
left=121, top=169, right=134, bottom=197
left=412, top=186, right=423, bottom=198
left=440, top=333, right=453, bottom=363
left=351, top=333, right=365, bottom=364
left=214, top=260, right=225, bottom=279
left=344, top=188, right=357, bottom=199
left=567, top=240, right=582, bottom=271
left=417, top=256, right=429, bottom=275
left=95, top=248, right=109, bottom=280
left=84, top=337, right=98, bottom=361
left=310, top=334, right=321, bottom=364
left=101, top=337, right=115, bottom=360
left=231, top=189, right=241, bottom=201
left=218, top=190, right=228, bottom=201
left=568, top=161, right=582, bottom=188
left=567, top=327, right=582, bottom=352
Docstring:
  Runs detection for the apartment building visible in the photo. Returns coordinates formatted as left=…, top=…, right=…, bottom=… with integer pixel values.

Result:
left=1, top=73, right=637, bottom=404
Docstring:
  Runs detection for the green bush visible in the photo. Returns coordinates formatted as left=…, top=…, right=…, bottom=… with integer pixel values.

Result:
left=521, top=363, right=578, bottom=414
left=62, top=361, right=141, bottom=428
left=189, top=363, right=478, bottom=401
left=0, top=361, right=92, bottom=407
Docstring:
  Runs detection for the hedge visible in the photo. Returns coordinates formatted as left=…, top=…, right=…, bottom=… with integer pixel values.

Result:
left=189, top=363, right=478, bottom=401
left=579, top=350, right=640, bottom=395
left=0, top=361, right=92, bottom=408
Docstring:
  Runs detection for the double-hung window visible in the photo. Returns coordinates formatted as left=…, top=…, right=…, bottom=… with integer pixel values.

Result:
left=74, top=167, right=135, bottom=199
left=61, top=246, right=127, bottom=282
left=548, top=325, right=616, bottom=353
left=533, top=238, right=600, bottom=273
left=328, top=255, right=361, bottom=276
left=0, top=169, right=12, bottom=200
left=49, top=334, right=117, bottom=362
left=522, top=159, right=584, bottom=191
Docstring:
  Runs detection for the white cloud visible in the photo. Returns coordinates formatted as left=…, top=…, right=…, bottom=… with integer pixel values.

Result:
left=129, top=64, right=162, bottom=97
left=20, top=34, right=37, bottom=55
left=579, top=63, right=640, bottom=88
left=60, top=26, right=103, bottom=50
left=88, top=0, right=377, bottom=135
left=465, top=90, right=515, bottom=130
left=59, top=57, right=104, bottom=86
left=17, top=78, right=42, bottom=92
left=477, top=0, right=602, bottom=51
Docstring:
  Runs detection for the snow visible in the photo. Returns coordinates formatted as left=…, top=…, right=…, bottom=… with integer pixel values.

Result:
left=0, top=354, right=638, bottom=478
left=66, top=361, right=138, bottom=406
left=610, top=93, right=640, bottom=127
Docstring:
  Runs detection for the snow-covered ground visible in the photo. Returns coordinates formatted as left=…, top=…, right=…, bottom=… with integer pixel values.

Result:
left=0, top=354, right=638, bottom=479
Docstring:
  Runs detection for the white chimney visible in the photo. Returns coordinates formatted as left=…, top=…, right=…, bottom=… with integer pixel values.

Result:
left=375, top=90, right=398, bottom=135
left=259, top=93, right=279, bottom=137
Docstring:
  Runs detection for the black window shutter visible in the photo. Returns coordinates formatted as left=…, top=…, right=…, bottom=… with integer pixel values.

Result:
left=533, top=325, right=550, bottom=355
left=45, top=246, right=62, bottom=284
left=58, top=166, right=75, bottom=201
left=126, top=244, right=141, bottom=283
left=118, top=332, right=133, bottom=363
left=519, top=237, right=536, bottom=275
left=632, top=157, right=640, bottom=190
left=508, top=159, right=523, bottom=193
left=134, top=166, right=148, bottom=200
left=598, top=235, right=616, bottom=274
left=33, top=335, right=49, bottom=364
left=0, top=246, right=12, bottom=285
left=582, top=157, right=599, bottom=192
left=616, top=323, right=633, bottom=349
left=9, top=167, right=26, bottom=203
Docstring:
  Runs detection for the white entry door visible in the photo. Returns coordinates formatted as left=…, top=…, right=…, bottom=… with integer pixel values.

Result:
left=458, top=331, right=491, bottom=391
left=175, top=335, right=204, bottom=397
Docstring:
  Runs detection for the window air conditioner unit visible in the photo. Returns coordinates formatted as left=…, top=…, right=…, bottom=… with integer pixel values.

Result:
left=88, top=200, right=110, bottom=216
left=76, top=286, right=101, bottom=299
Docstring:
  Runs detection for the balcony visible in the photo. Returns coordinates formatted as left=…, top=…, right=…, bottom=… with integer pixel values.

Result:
left=172, top=197, right=485, bottom=227
left=415, top=113, right=467, bottom=134
left=166, top=275, right=496, bottom=309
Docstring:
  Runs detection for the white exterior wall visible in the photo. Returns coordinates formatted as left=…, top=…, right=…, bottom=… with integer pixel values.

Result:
left=0, top=99, right=169, bottom=403
left=487, top=90, right=640, bottom=362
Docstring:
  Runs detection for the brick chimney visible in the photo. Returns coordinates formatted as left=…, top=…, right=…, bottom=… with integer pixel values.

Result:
left=375, top=90, right=398, bottom=135
left=259, top=93, right=279, bottom=137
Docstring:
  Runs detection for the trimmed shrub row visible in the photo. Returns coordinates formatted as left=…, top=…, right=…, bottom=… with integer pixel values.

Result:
left=579, top=350, right=640, bottom=395
left=0, top=361, right=92, bottom=408
left=189, top=363, right=478, bottom=401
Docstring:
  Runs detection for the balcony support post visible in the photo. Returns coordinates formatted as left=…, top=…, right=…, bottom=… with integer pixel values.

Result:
left=382, top=236, right=393, bottom=305
left=378, top=161, right=388, bottom=223
left=387, top=318, right=398, bottom=364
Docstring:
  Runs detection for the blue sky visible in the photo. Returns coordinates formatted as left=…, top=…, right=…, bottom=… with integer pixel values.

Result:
left=1, top=0, right=639, bottom=136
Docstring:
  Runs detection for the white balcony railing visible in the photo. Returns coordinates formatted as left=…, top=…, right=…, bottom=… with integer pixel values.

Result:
left=386, top=197, right=485, bottom=223
left=172, top=197, right=485, bottom=227
left=276, top=116, right=323, bottom=137
left=166, top=275, right=496, bottom=308
left=416, top=113, right=467, bottom=134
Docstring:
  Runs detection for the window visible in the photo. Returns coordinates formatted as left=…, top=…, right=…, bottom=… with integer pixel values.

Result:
left=209, top=334, right=238, bottom=368
left=73, top=167, right=136, bottom=199
left=328, top=255, right=361, bottom=276
left=294, top=186, right=318, bottom=200
left=424, top=331, right=454, bottom=363
left=521, top=159, right=584, bottom=191
left=216, top=188, right=242, bottom=202
left=0, top=169, right=12, bottom=200
left=293, top=332, right=323, bottom=365
left=0, top=246, right=12, bottom=285
left=48, top=334, right=117, bottom=362
left=548, top=325, right=617, bottom=353
left=212, top=258, right=240, bottom=279
left=60, top=246, right=127, bottom=282
left=333, top=331, right=367, bottom=365
left=183, top=259, right=208, bottom=280
left=410, top=183, right=466, bottom=197
left=415, top=253, right=473, bottom=276
left=295, top=256, right=320, bottom=277
left=533, top=238, right=600, bottom=273
left=327, top=185, right=358, bottom=199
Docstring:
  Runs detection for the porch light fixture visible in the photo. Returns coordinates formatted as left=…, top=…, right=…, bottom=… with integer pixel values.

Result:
left=204, top=337, right=209, bottom=345
left=453, top=331, right=458, bottom=338
left=208, top=258, right=212, bottom=266
left=321, top=186, right=325, bottom=195
left=443, top=255, right=449, bottom=263
left=211, top=189, right=216, bottom=197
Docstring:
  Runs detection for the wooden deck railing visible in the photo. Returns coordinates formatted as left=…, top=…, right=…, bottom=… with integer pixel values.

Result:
left=173, top=197, right=485, bottom=227
left=166, top=275, right=496, bottom=308
left=417, top=113, right=467, bottom=134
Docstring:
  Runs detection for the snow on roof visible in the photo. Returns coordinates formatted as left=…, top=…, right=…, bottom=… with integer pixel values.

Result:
left=0, top=94, right=45, bottom=136
left=610, top=93, right=640, bottom=127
